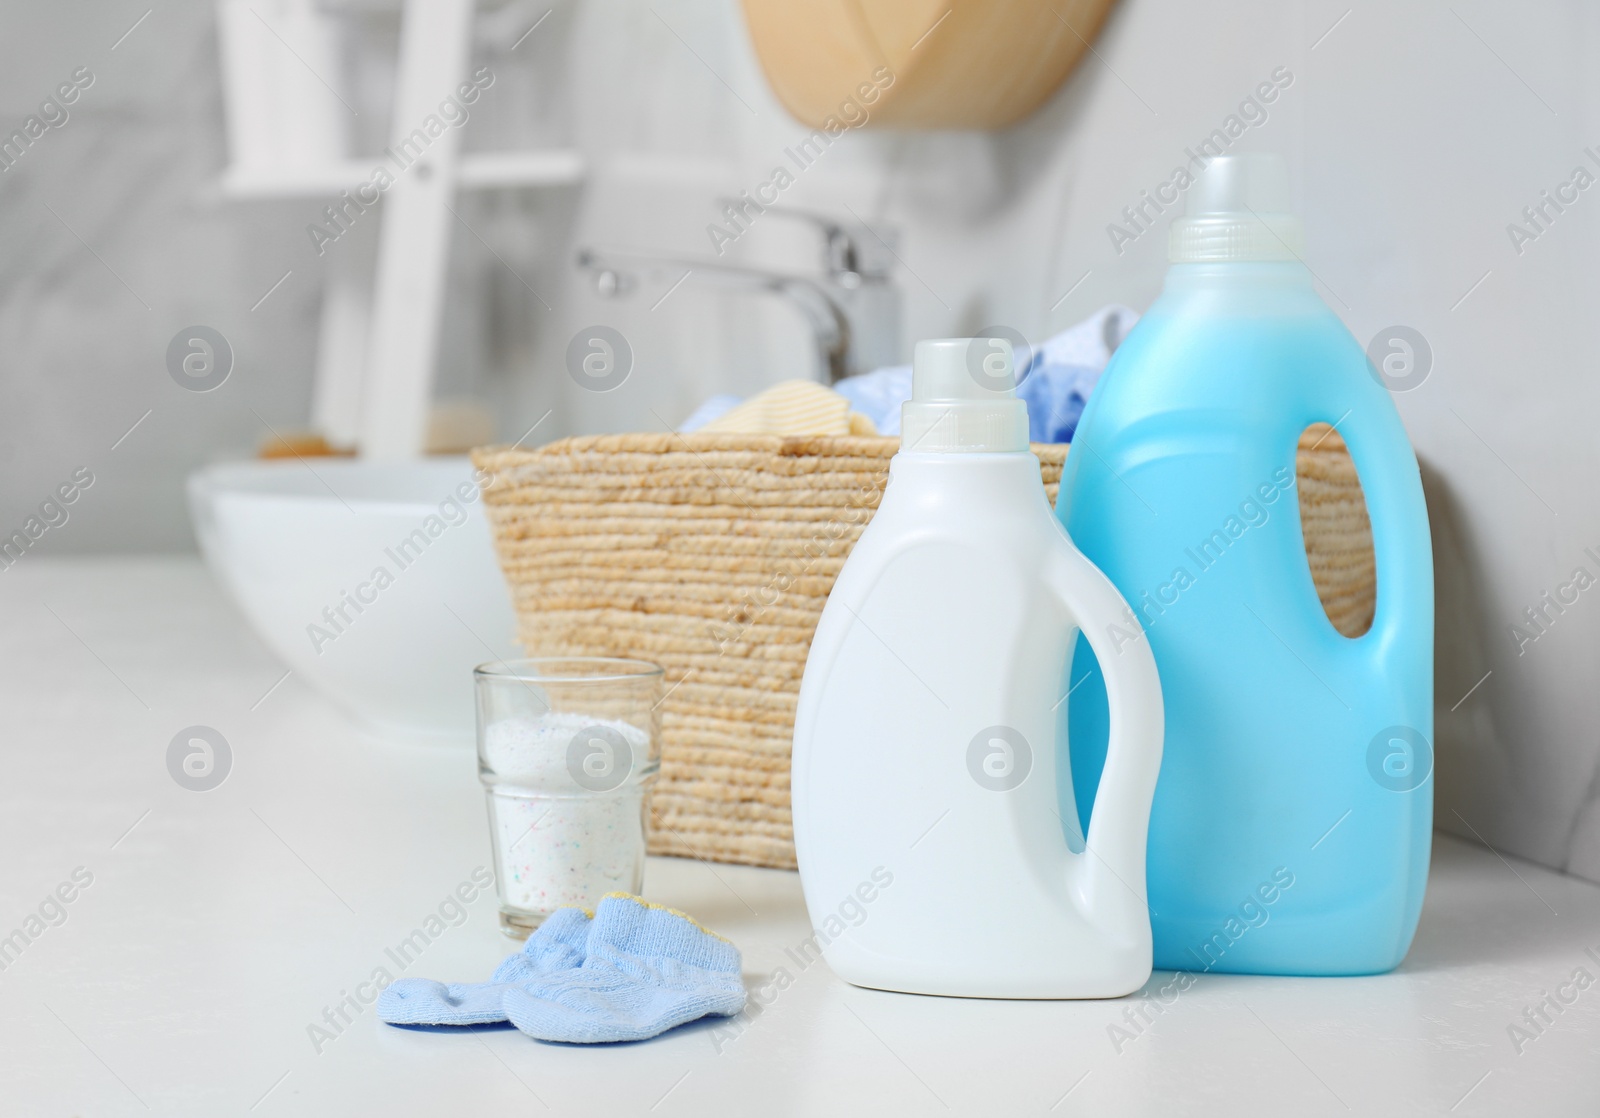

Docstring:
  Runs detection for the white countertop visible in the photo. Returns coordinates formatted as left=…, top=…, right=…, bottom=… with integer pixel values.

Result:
left=2, top=557, right=1597, bottom=1116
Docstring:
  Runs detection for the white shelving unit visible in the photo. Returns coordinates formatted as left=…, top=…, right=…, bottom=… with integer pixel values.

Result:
left=216, top=0, right=584, bottom=458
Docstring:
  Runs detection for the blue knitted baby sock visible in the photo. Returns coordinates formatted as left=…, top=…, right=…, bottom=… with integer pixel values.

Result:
left=378, top=906, right=591, bottom=1026
left=502, top=893, right=747, bottom=1043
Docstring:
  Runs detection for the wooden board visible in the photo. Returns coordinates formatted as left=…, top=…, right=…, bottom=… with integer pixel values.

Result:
left=739, top=0, right=1121, bottom=129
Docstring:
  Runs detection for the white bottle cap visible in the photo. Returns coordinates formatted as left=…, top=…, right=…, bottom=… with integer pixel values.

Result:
left=1169, top=153, right=1305, bottom=263
left=899, top=338, right=1030, bottom=453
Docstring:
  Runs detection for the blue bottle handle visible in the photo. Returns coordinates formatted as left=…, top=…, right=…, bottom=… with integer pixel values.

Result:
left=1287, top=363, right=1434, bottom=688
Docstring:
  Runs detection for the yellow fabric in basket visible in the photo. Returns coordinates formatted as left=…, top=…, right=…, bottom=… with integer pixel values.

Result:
left=697, top=379, right=878, bottom=436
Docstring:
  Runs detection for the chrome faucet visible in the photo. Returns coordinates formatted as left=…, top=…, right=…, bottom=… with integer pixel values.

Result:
left=575, top=207, right=902, bottom=384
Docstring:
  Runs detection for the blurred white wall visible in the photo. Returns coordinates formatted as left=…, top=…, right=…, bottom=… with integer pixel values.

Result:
left=0, top=0, right=1595, bottom=883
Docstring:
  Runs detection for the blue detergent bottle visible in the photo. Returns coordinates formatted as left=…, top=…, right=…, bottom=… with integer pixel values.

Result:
left=1057, top=154, right=1433, bottom=976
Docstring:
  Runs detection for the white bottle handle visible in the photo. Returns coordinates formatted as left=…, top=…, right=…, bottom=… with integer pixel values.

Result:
left=1046, top=531, right=1165, bottom=927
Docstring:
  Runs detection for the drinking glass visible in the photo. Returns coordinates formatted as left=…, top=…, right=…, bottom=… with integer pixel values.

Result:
left=474, top=657, right=663, bottom=937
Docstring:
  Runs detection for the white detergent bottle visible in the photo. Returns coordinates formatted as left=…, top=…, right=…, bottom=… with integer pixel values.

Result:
left=792, top=337, right=1164, bottom=998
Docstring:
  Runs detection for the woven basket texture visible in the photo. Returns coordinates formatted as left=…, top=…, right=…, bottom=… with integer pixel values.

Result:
left=473, top=423, right=1373, bottom=870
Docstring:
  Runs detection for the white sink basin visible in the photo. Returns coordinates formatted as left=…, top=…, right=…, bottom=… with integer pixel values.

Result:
left=187, top=456, right=519, bottom=743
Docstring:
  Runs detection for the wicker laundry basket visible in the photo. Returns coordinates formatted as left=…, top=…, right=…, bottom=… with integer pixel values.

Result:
left=472, top=422, right=1373, bottom=871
